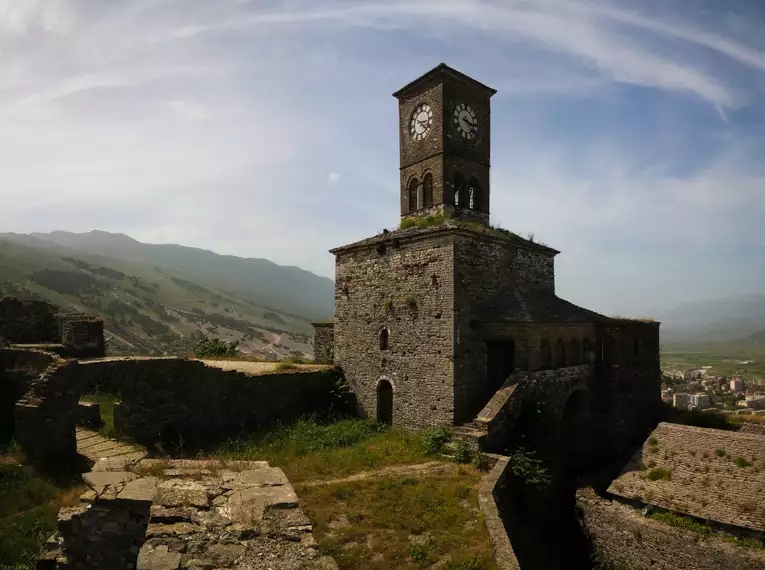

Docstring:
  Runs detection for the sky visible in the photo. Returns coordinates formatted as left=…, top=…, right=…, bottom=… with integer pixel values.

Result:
left=1, top=0, right=764, bottom=318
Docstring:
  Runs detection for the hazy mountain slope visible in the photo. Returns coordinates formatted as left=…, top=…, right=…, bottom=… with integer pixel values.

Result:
left=660, top=294, right=765, bottom=343
left=0, top=233, right=327, bottom=358
left=28, top=230, right=334, bottom=322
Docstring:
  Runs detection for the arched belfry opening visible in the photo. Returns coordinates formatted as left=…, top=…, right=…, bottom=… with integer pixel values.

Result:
left=469, top=177, right=480, bottom=211
left=453, top=173, right=466, bottom=207
left=377, top=379, right=393, bottom=424
left=408, top=178, right=418, bottom=212
left=423, top=173, right=433, bottom=207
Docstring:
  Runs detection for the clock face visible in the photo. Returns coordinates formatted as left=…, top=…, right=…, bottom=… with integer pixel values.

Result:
left=409, top=103, right=433, bottom=141
left=453, top=103, right=478, bottom=140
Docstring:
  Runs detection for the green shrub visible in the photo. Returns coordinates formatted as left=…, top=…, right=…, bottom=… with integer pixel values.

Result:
left=453, top=440, right=472, bottom=464
left=194, top=337, right=239, bottom=358
left=506, top=447, right=550, bottom=487
left=733, top=456, right=752, bottom=468
left=423, top=426, right=452, bottom=455
left=472, top=452, right=492, bottom=472
left=646, top=468, right=672, bottom=481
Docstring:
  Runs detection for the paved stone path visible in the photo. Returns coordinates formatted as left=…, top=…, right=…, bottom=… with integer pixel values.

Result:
left=76, top=427, right=147, bottom=464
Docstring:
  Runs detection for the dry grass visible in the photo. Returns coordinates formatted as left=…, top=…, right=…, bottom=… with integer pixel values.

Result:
left=297, top=469, right=498, bottom=570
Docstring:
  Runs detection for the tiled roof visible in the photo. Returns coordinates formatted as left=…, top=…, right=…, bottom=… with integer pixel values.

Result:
left=607, top=422, right=765, bottom=533
left=478, top=286, right=609, bottom=323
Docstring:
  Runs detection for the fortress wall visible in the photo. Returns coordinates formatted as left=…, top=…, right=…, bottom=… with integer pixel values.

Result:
left=333, top=234, right=456, bottom=429
left=14, top=355, right=349, bottom=473
left=311, top=322, right=335, bottom=364
left=577, top=488, right=765, bottom=570
left=0, top=297, right=59, bottom=344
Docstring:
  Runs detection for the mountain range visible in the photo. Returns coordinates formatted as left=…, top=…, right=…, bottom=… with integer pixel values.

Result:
left=658, top=294, right=765, bottom=344
left=0, top=231, right=334, bottom=357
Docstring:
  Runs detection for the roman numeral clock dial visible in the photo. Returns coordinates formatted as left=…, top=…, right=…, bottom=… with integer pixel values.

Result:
left=409, top=103, right=433, bottom=141
left=453, top=103, right=478, bottom=141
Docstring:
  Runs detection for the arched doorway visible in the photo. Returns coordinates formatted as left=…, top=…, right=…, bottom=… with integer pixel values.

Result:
left=377, top=379, right=393, bottom=424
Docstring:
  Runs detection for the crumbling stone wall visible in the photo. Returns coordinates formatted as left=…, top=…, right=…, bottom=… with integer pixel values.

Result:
left=332, top=231, right=455, bottom=429
left=13, top=355, right=349, bottom=473
left=0, top=296, right=58, bottom=344
left=60, top=314, right=105, bottom=357
left=578, top=488, right=765, bottom=570
left=311, top=322, right=335, bottom=364
left=0, top=348, right=56, bottom=443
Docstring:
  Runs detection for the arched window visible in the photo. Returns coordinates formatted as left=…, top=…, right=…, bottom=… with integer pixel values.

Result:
left=555, top=338, right=566, bottom=368
left=469, top=177, right=480, bottom=210
left=378, top=327, right=389, bottom=350
left=453, top=173, right=466, bottom=208
left=569, top=338, right=580, bottom=365
left=540, top=339, right=552, bottom=370
left=422, top=174, right=433, bottom=208
left=408, top=178, right=418, bottom=212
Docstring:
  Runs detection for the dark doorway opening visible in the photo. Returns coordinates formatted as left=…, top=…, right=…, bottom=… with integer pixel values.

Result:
left=486, top=339, right=516, bottom=392
left=377, top=380, right=393, bottom=424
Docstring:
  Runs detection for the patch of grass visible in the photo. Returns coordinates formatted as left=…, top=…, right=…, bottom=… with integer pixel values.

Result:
left=423, top=426, right=452, bottom=456
left=275, top=361, right=299, bottom=371
left=80, top=392, right=119, bottom=438
left=298, top=471, right=497, bottom=570
left=733, top=456, right=752, bottom=468
left=0, top=462, right=83, bottom=568
left=715, top=448, right=726, bottom=457
left=203, top=418, right=430, bottom=483
left=399, top=213, right=449, bottom=230
left=648, top=510, right=764, bottom=550
left=646, top=468, right=672, bottom=481
left=647, top=437, right=659, bottom=446
left=452, top=441, right=472, bottom=464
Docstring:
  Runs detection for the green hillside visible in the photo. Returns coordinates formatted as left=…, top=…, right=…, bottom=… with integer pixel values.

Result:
left=0, top=232, right=334, bottom=358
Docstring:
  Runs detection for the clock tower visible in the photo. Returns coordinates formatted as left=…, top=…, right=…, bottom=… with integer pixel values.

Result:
left=393, top=63, right=497, bottom=225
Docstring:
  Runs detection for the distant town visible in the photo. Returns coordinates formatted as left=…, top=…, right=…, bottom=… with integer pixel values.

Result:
left=662, top=363, right=765, bottom=414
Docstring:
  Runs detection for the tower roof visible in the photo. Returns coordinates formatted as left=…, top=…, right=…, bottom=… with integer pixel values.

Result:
left=392, top=63, right=497, bottom=100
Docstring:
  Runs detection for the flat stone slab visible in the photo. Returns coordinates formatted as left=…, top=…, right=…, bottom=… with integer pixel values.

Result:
left=83, top=470, right=137, bottom=497
left=75, top=427, right=147, bottom=464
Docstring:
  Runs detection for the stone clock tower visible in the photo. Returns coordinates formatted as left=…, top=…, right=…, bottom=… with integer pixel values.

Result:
left=393, top=63, right=497, bottom=225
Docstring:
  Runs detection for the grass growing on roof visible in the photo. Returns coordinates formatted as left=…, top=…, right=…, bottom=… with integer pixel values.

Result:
left=201, top=417, right=431, bottom=483
left=297, top=470, right=497, bottom=570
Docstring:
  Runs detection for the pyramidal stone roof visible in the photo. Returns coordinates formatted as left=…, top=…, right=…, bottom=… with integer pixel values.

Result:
left=478, top=286, right=610, bottom=324
left=608, top=422, right=765, bottom=533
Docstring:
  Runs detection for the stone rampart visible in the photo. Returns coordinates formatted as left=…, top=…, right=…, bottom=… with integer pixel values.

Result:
left=14, top=356, right=350, bottom=472
left=477, top=456, right=521, bottom=570
left=578, top=488, right=765, bottom=570
left=0, top=297, right=58, bottom=344
left=59, top=314, right=106, bottom=357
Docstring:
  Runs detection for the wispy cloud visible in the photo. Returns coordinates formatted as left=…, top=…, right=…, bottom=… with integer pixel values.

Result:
left=0, top=0, right=763, bottom=316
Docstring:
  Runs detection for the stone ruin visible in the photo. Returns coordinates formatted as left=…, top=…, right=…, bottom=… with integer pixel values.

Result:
left=0, top=297, right=105, bottom=357
left=39, top=458, right=338, bottom=570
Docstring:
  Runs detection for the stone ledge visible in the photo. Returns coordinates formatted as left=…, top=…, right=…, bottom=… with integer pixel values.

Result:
left=478, top=455, right=521, bottom=570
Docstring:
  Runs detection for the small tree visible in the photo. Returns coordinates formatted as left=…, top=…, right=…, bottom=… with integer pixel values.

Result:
left=194, top=337, right=239, bottom=358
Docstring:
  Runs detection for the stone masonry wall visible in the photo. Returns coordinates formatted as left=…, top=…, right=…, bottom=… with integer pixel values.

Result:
left=14, top=356, right=349, bottom=473
left=0, top=348, right=56, bottom=443
left=452, top=233, right=556, bottom=421
left=61, top=315, right=105, bottom=357
left=0, top=296, right=59, bottom=344
left=578, top=488, right=765, bottom=570
left=333, top=233, right=455, bottom=429
left=311, top=322, right=335, bottom=364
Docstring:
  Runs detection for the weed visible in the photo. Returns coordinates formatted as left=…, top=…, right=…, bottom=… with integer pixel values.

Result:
left=404, top=295, right=418, bottom=314
left=472, top=452, right=492, bottom=472
left=734, top=457, right=752, bottom=468
left=453, top=441, right=472, bottom=464
left=275, top=361, right=298, bottom=371
left=646, top=468, right=672, bottom=481
left=647, top=437, right=659, bottom=446
left=423, top=425, right=452, bottom=455
left=715, top=448, right=726, bottom=457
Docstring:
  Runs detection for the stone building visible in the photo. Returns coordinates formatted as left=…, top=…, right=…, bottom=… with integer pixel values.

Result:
left=314, top=64, right=661, bottom=453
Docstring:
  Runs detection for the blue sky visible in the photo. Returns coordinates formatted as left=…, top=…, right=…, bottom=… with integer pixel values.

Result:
left=1, top=0, right=764, bottom=318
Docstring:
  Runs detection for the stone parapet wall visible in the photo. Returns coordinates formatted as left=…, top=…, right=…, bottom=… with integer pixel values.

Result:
left=477, top=456, right=521, bottom=570
left=578, top=488, right=765, bottom=570
left=14, top=357, right=350, bottom=474
left=0, top=297, right=59, bottom=344
left=312, top=322, right=334, bottom=364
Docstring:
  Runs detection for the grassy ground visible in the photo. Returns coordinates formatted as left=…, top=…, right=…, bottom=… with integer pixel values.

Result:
left=200, top=418, right=497, bottom=569
left=80, top=392, right=119, bottom=438
left=202, top=418, right=433, bottom=483
left=0, top=443, right=83, bottom=569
